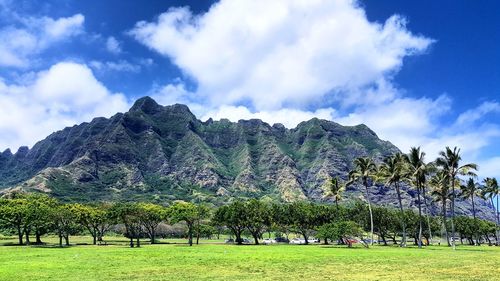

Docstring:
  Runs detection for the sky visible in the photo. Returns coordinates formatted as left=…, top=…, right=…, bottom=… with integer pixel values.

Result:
left=0, top=0, right=499, bottom=181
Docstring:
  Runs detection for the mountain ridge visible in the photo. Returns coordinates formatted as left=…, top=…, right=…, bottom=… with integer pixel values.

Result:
left=0, top=97, right=495, bottom=221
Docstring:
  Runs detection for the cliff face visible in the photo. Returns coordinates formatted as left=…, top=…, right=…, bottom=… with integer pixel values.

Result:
left=0, top=97, right=495, bottom=220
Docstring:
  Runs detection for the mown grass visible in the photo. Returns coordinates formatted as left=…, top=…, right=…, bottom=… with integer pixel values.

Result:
left=0, top=236, right=498, bottom=281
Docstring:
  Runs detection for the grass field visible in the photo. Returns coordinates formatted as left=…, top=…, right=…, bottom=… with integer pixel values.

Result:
left=0, top=236, right=499, bottom=281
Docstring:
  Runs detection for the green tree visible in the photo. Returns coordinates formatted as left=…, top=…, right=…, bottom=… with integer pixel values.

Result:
left=213, top=201, right=247, bottom=245
left=137, top=203, right=167, bottom=244
left=324, top=176, right=345, bottom=209
left=347, top=157, right=377, bottom=245
left=54, top=204, right=81, bottom=247
left=72, top=203, right=111, bottom=245
left=288, top=201, right=321, bottom=245
left=430, top=170, right=452, bottom=246
left=482, top=177, right=499, bottom=245
left=460, top=178, right=480, bottom=245
left=109, top=203, right=142, bottom=248
left=169, top=201, right=208, bottom=246
left=436, top=146, right=477, bottom=249
left=405, top=147, right=431, bottom=248
left=0, top=196, right=29, bottom=245
left=244, top=199, right=271, bottom=245
left=379, top=153, right=408, bottom=247
left=317, top=221, right=362, bottom=248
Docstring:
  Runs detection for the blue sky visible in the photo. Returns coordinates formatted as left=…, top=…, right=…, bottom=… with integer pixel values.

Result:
left=0, top=0, right=499, bottom=181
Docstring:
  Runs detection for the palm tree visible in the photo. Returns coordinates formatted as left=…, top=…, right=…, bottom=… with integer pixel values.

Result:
left=430, top=170, right=451, bottom=246
left=324, top=176, right=345, bottom=209
left=379, top=153, right=408, bottom=247
left=460, top=178, right=480, bottom=245
left=435, top=146, right=477, bottom=250
left=405, top=147, right=429, bottom=248
left=482, top=177, right=499, bottom=245
left=347, top=157, right=377, bottom=246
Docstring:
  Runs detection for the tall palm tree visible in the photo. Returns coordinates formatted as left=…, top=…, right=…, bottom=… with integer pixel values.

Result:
left=347, top=157, right=377, bottom=246
left=430, top=171, right=451, bottom=246
left=460, top=178, right=480, bottom=245
left=324, top=176, right=345, bottom=209
left=435, top=146, right=477, bottom=250
left=379, top=153, right=408, bottom=247
left=482, top=177, right=499, bottom=245
left=405, top=147, right=429, bottom=248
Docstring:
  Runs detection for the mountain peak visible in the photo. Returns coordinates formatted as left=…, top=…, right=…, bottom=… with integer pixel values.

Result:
left=130, top=96, right=163, bottom=115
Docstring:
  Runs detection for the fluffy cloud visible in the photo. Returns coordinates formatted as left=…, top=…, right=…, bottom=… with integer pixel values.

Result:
left=106, top=36, right=122, bottom=54
left=0, top=13, right=84, bottom=67
left=0, top=62, right=129, bottom=151
left=130, top=0, right=433, bottom=110
left=89, top=60, right=141, bottom=73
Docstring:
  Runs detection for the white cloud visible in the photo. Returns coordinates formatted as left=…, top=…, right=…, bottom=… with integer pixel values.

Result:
left=89, top=60, right=141, bottom=73
left=0, top=13, right=84, bottom=67
left=106, top=36, right=122, bottom=54
left=132, top=0, right=500, bottom=178
left=130, top=0, right=433, bottom=110
left=0, top=62, right=129, bottom=151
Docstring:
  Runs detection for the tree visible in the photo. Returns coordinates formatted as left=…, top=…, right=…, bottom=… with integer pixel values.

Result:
left=347, top=157, right=377, bottom=245
left=288, top=202, right=323, bottom=245
left=109, top=203, right=143, bottom=248
left=213, top=201, right=247, bottom=245
left=169, top=201, right=208, bottom=246
left=436, top=146, right=477, bottom=250
left=317, top=221, right=362, bottom=248
left=244, top=199, right=271, bottom=245
left=71, top=203, right=111, bottom=245
left=324, top=176, right=345, bottom=209
left=137, top=203, right=167, bottom=244
left=379, top=153, right=408, bottom=247
left=25, top=194, right=57, bottom=245
left=54, top=204, right=80, bottom=247
left=430, top=170, right=452, bottom=246
left=460, top=178, right=480, bottom=245
left=482, top=177, right=499, bottom=245
left=0, top=196, right=29, bottom=245
left=405, top=147, right=430, bottom=248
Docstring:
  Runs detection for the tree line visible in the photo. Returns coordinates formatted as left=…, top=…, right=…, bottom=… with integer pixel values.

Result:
left=0, top=146, right=498, bottom=248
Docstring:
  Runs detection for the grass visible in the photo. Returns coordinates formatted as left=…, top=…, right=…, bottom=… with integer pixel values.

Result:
left=0, top=236, right=499, bottom=281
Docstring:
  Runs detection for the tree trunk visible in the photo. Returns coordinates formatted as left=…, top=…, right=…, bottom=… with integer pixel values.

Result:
left=416, top=184, right=423, bottom=248
left=395, top=183, right=406, bottom=247
left=35, top=231, right=43, bottom=244
left=136, top=238, right=140, bottom=248
left=422, top=186, right=433, bottom=245
left=471, top=195, right=479, bottom=246
left=59, top=234, right=63, bottom=247
left=65, top=235, right=70, bottom=246
left=17, top=226, right=23, bottom=245
left=188, top=225, right=193, bottom=246
left=93, top=235, right=97, bottom=245
left=496, top=195, right=500, bottom=246
left=151, top=231, right=156, bottom=244
left=442, top=200, right=450, bottom=246
left=302, top=232, right=309, bottom=245
left=450, top=179, right=456, bottom=250
left=252, top=233, right=259, bottom=245
left=364, top=180, right=374, bottom=246
left=25, top=229, right=30, bottom=245
left=129, top=238, right=134, bottom=248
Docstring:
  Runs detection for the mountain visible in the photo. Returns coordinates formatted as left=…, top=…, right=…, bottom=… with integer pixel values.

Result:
left=0, top=97, right=495, bottom=220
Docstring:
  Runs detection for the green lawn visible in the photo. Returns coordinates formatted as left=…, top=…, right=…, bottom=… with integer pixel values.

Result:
left=0, top=236, right=499, bottom=281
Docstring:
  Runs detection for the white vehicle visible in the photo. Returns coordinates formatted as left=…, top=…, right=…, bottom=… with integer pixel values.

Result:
left=309, top=237, right=320, bottom=243
left=262, top=238, right=277, bottom=244
left=289, top=238, right=306, bottom=244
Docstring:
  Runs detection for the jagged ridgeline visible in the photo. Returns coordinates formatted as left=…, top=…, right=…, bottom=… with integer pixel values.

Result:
left=0, top=97, right=494, bottom=220
left=0, top=96, right=396, bottom=201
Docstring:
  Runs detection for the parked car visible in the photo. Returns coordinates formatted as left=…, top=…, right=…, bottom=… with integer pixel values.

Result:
left=225, top=238, right=235, bottom=244
left=275, top=237, right=289, bottom=243
left=289, top=238, right=306, bottom=244
left=262, top=238, right=277, bottom=244
left=309, top=237, right=320, bottom=243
